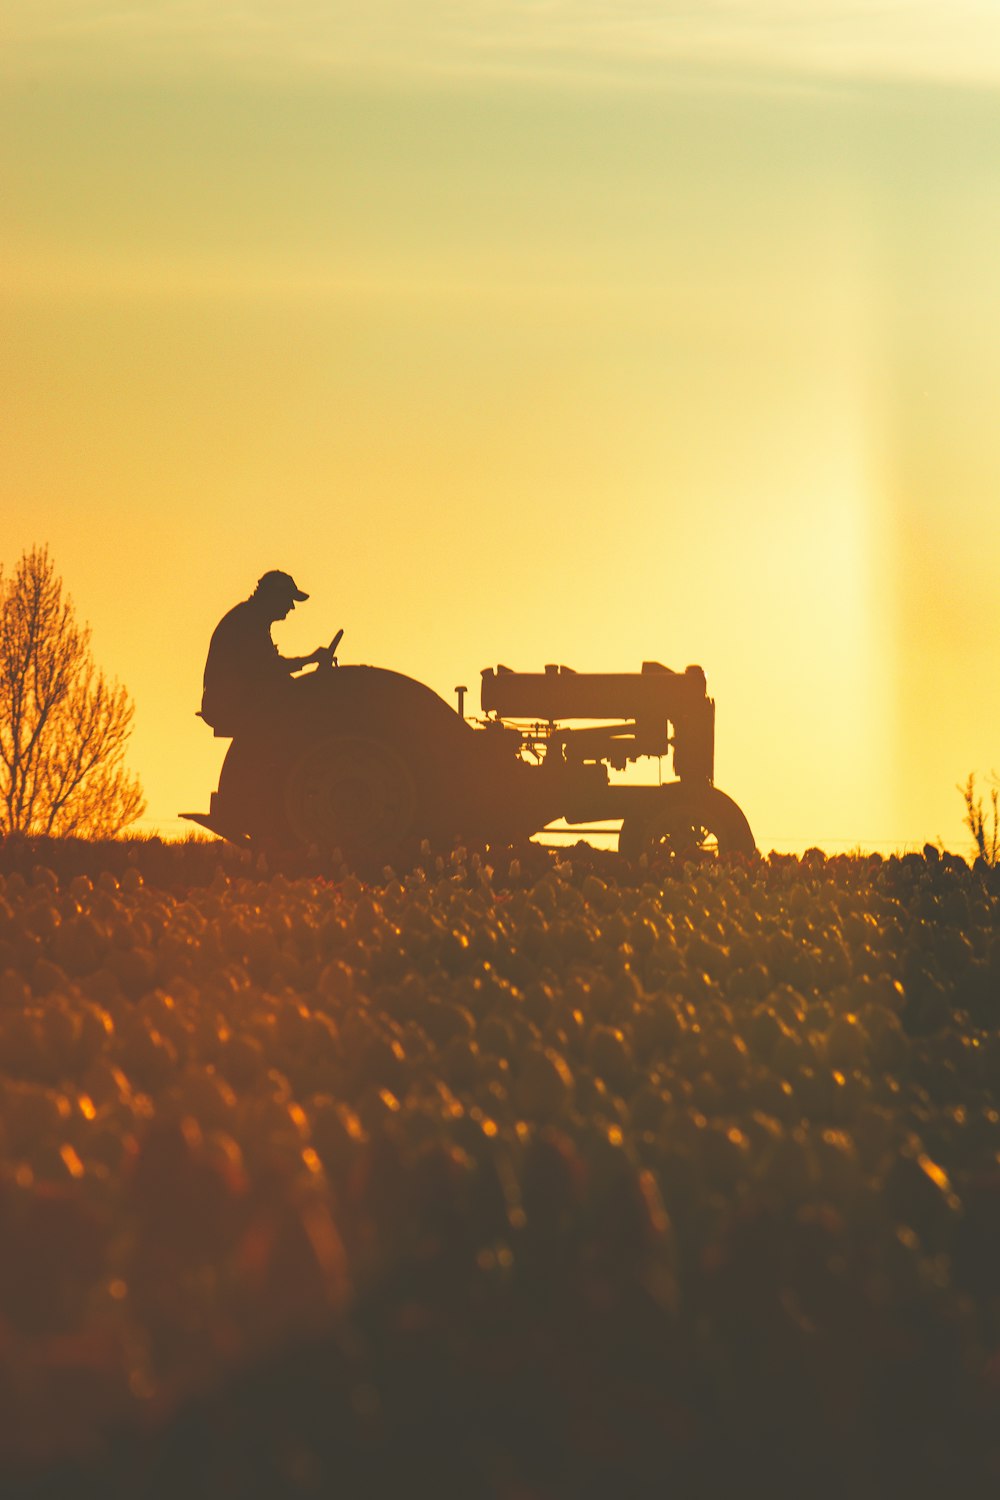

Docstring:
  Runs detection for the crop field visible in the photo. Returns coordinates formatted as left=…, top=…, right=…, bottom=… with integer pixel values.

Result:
left=0, top=835, right=998, bottom=1498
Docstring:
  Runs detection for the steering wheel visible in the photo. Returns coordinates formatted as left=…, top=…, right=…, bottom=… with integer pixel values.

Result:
left=317, top=628, right=344, bottom=670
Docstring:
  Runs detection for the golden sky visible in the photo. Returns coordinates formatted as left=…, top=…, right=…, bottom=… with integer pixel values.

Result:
left=3, top=3, right=999, bottom=851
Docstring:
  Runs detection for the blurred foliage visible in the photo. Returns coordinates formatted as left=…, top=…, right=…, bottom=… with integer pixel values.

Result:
left=0, top=838, right=997, bottom=1497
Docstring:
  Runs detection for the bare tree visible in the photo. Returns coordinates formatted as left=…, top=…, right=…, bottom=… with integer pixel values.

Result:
left=0, top=546, right=145, bottom=837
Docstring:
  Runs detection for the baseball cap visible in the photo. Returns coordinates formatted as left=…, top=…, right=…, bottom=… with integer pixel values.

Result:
left=256, top=570, right=309, bottom=601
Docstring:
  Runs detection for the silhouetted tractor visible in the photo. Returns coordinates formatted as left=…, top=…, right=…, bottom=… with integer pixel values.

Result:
left=182, top=648, right=755, bottom=864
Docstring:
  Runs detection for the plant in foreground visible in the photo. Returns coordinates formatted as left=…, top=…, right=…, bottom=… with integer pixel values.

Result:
left=960, top=771, right=1000, bottom=866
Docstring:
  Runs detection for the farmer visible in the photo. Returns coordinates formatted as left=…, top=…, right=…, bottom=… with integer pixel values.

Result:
left=200, top=570, right=330, bottom=735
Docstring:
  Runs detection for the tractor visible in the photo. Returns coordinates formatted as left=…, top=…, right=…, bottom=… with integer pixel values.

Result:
left=181, top=642, right=755, bottom=864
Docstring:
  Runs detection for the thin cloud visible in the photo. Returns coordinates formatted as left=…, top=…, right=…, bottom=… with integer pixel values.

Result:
left=5, top=1, right=1000, bottom=85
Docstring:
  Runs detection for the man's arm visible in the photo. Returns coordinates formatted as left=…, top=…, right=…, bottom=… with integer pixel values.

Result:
left=279, top=649, right=325, bottom=675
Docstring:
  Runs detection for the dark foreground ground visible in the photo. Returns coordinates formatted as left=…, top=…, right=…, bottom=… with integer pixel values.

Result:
left=0, top=835, right=998, bottom=1498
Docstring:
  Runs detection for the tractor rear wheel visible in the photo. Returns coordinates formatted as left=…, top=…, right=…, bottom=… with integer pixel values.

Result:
left=618, top=785, right=755, bottom=862
left=284, top=734, right=416, bottom=858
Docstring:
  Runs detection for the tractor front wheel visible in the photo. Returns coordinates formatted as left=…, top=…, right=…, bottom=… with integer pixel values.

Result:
left=618, top=785, right=755, bottom=862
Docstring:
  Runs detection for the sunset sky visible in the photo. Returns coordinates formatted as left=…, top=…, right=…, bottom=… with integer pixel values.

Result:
left=4, top=3, right=999, bottom=852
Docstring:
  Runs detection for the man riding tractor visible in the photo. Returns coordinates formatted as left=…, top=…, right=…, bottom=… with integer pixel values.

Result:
left=189, top=575, right=755, bottom=864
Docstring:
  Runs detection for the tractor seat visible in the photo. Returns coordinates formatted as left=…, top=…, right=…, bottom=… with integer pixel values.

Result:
left=195, top=710, right=232, bottom=740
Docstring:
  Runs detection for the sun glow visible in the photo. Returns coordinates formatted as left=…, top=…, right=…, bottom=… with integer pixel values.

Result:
left=2, top=8, right=999, bottom=852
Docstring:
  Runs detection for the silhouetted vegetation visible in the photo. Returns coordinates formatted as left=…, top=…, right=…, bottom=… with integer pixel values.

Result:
left=0, top=546, right=144, bottom=838
left=961, top=772, right=999, bottom=866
